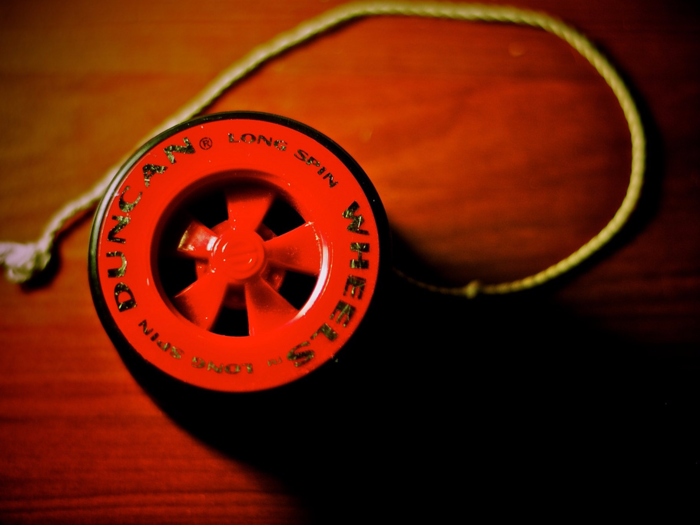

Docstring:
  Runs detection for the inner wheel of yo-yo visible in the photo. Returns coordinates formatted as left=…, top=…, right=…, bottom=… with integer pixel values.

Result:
left=157, top=177, right=321, bottom=337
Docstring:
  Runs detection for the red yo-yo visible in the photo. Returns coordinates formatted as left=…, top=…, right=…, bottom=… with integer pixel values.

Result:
left=89, top=112, right=389, bottom=392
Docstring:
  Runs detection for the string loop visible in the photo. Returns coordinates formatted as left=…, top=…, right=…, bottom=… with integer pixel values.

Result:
left=0, top=1, right=645, bottom=294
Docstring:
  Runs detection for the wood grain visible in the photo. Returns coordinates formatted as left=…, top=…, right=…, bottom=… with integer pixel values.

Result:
left=1, top=0, right=699, bottom=522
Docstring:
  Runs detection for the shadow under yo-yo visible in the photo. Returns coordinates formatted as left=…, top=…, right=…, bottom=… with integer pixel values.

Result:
left=115, top=244, right=697, bottom=522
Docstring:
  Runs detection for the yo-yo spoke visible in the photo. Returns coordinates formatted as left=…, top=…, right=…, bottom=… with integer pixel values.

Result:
left=245, top=277, right=298, bottom=336
left=177, top=218, right=219, bottom=259
left=265, top=222, right=321, bottom=276
left=226, top=187, right=275, bottom=232
left=172, top=272, right=228, bottom=330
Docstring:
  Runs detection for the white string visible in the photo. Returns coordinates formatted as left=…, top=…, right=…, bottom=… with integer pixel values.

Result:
left=0, top=1, right=645, bottom=295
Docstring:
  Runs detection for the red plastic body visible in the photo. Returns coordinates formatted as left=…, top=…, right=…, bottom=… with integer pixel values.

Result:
left=89, top=112, right=387, bottom=392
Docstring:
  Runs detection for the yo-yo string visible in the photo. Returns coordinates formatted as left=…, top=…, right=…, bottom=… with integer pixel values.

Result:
left=0, top=1, right=645, bottom=297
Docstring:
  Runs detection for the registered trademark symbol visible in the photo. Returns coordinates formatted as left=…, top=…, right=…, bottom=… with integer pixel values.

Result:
left=199, top=137, right=213, bottom=150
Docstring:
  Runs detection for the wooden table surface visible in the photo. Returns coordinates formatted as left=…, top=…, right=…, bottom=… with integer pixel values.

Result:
left=1, top=0, right=698, bottom=521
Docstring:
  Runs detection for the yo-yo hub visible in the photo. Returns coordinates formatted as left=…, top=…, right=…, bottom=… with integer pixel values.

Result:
left=89, top=112, right=390, bottom=392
